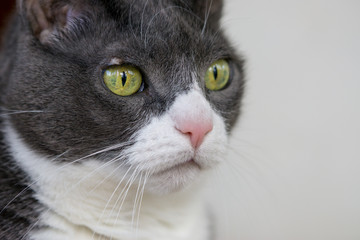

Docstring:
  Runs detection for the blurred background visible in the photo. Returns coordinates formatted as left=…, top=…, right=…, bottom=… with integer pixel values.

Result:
left=209, top=0, right=360, bottom=239
left=1, top=0, right=359, bottom=239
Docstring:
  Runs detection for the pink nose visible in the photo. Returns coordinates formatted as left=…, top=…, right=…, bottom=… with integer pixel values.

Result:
left=170, top=91, right=214, bottom=148
left=175, top=117, right=213, bottom=148
left=176, top=121, right=213, bottom=148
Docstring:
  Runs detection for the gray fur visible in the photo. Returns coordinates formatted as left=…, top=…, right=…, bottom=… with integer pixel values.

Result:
left=0, top=0, right=244, bottom=239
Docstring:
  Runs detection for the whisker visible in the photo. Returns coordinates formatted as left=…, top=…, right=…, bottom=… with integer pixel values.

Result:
left=108, top=167, right=141, bottom=240
left=144, top=5, right=204, bottom=48
left=0, top=150, right=70, bottom=214
left=20, top=219, right=40, bottom=240
left=114, top=167, right=140, bottom=214
left=128, top=0, right=141, bottom=44
left=70, top=141, right=134, bottom=163
left=1, top=140, right=133, bottom=215
left=19, top=208, right=52, bottom=240
left=91, top=166, right=136, bottom=240
left=201, top=0, right=214, bottom=36
left=136, top=170, right=150, bottom=238
left=0, top=110, right=46, bottom=116
left=62, top=156, right=127, bottom=198
left=131, top=172, right=143, bottom=231
left=87, top=157, right=129, bottom=194
left=140, top=0, right=150, bottom=40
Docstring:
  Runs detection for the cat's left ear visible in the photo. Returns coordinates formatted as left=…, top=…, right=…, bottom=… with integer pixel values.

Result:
left=191, top=0, right=224, bottom=28
left=19, top=0, right=89, bottom=45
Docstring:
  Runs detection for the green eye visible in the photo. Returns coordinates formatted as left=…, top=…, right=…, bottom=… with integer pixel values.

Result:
left=103, top=65, right=143, bottom=96
left=205, top=59, right=230, bottom=91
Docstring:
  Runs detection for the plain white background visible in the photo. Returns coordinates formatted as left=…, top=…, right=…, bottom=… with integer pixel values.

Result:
left=208, top=0, right=360, bottom=239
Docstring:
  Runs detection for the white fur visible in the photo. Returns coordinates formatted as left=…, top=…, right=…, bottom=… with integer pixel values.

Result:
left=4, top=86, right=228, bottom=240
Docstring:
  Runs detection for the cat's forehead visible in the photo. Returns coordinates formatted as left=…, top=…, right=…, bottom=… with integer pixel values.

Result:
left=95, top=1, right=226, bottom=54
left=102, top=13, right=225, bottom=67
left=55, top=0, right=229, bottom=68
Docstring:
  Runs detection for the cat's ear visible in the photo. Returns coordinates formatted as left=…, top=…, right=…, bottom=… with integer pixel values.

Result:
left=191, top=0, right=224, bottom=28
left=19, top=0, right=88, bottom=44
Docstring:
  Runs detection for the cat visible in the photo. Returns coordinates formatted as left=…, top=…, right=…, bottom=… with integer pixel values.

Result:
left=0, top=0, right=244, bottom=239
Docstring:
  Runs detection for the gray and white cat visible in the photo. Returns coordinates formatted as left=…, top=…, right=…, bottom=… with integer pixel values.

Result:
left=0, top=0, right=244, bottom=239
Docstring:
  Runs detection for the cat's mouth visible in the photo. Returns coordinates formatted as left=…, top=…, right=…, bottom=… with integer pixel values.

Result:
left=153, top=159, right=201, bottom=176
left=143, top=158, right=202, bottom=194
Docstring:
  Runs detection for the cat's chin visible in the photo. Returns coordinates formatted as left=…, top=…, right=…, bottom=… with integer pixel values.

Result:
left=145, top=160, right=202, bottom=195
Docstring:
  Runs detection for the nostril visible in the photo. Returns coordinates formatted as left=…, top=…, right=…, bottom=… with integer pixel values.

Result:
left=175, top=121, right=213, bottom=148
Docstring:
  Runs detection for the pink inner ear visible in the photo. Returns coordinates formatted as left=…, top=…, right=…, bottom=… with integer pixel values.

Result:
left=54, top=4, right=77, bottom=29
left=65, top=6, right=82, bottom=27
left=25, top=0, right=88, bottom=44
left=61, top=3, right=90, bottom=32
left=25, top=0, right=51, bottom=37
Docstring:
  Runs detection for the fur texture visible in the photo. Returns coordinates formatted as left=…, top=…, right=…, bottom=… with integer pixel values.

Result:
left=0, top=0, right=244, bottom=239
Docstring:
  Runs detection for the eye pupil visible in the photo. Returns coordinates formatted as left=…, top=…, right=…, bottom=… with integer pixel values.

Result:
left=205, top=59, right=230, bottom=91
left=121, top=71, right=127, bottom=86
left=103, top=65, right=142, bottom=96
left=213, top=66, right=218, bottom=80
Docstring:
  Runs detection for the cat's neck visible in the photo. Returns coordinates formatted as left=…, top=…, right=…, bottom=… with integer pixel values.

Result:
left=4, top=122, right=210, bottom=240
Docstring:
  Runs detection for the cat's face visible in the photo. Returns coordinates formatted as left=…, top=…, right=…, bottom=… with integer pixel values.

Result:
left=4, top=0, right=244, bottom=194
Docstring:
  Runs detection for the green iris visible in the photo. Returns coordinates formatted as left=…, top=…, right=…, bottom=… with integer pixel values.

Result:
left=205, top=59, right=230, bottom=91
left=103, top=65, right=142, bottom=96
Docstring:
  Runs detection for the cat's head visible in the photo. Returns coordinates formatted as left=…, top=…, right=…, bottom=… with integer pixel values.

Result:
left=3, top=0, right=244, bottom=194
